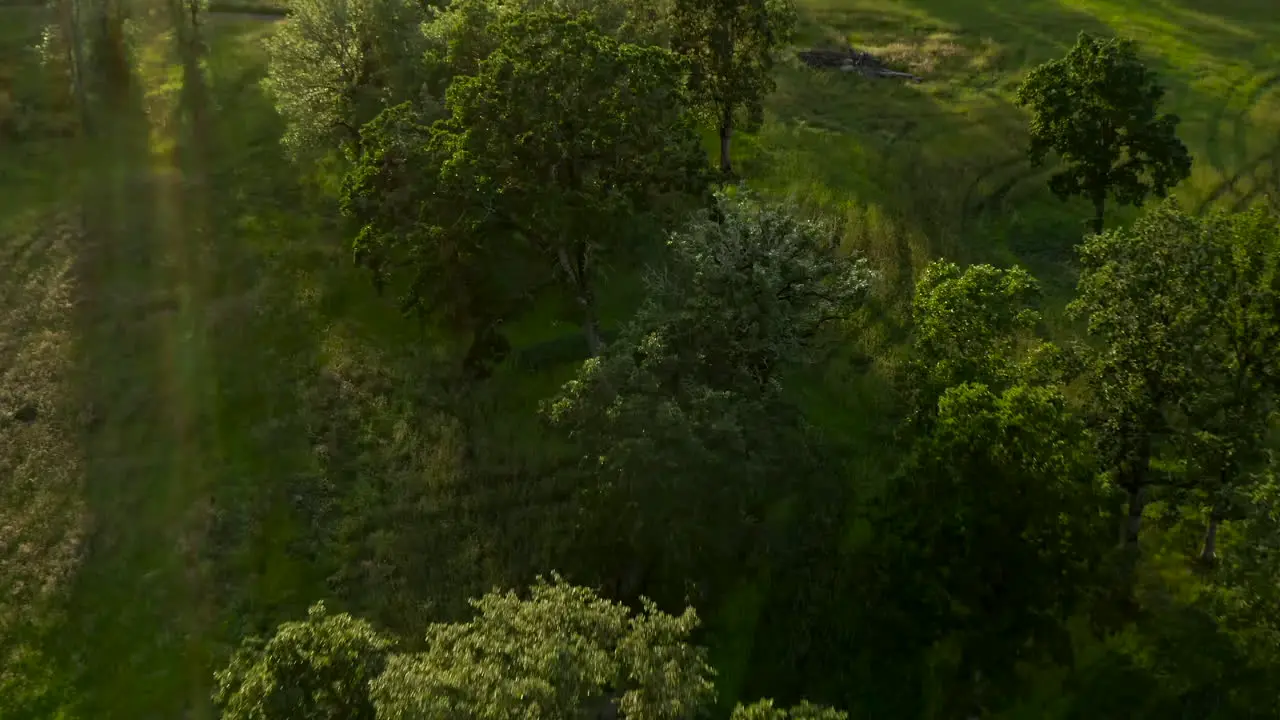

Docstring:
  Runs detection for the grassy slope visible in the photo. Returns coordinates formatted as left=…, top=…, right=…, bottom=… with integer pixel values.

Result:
left=0, top=0, right=1277, bottom=717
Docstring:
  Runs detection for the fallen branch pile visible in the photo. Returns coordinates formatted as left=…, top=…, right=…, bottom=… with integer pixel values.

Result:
left=797, top=47, right=924, bottom=83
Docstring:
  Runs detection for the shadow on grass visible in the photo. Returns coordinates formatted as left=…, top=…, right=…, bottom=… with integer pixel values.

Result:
left=25, top=12, right=329, bottom=719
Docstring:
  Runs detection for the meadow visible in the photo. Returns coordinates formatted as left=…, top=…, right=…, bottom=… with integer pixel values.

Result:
left=0, top=0, right=1277, bottom=716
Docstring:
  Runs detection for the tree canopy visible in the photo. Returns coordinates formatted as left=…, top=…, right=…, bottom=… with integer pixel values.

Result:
left=343, top=10, right=711, bottom=357
left=544, top=191, right=870, bottom=604
left=262, top=0, right=426, bottom=157
left=214, top=578, right=847, bottom=720
left=213, top=603, right=395, bottom=720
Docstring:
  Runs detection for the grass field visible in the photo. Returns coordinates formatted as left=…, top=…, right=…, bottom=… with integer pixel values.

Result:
left=0, top=0, right=1278, bottom=717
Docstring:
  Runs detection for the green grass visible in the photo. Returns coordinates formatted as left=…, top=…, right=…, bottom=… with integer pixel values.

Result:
left=0, top=0, right=1278, bottom=717
left=0, top=11, right=525, bottom=718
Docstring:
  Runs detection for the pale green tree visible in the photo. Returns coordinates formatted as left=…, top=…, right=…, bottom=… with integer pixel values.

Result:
left=372, top=576, right=715, bottom=719
left=262, top=0, right=426, bottom=156
left=214, top=578, right=848, bottom=719
left=732, top=699, right=848, bottom=719
left=213, top=602, right=395, bottom=720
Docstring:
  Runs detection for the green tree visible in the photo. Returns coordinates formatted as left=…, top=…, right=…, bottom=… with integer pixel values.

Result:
left=870, top=381, right=1108, bottom=717
left=217, top=579, right=848, bottom=719
left=262, top=0, right=426, bottom=157
left=1177, top=206, right=1280, bottom=563
left=350, top=11, right=711, bottom=356
left=1069, top=200, right=1228, bottom=551
left=1015, top=32, right=1191, bottom=234
left=670, top=0, right=797, bottom=175
left=372, top=576, right=715, bottom=719
left=417, top=0, right=673, bottom=100
left=904, top=260, right=1071, bottom=430
left=545, top=191, right=870, bottom=604
left=213, top=602, right=395, bottom=720
left=340, top=101, right=537, bottom=368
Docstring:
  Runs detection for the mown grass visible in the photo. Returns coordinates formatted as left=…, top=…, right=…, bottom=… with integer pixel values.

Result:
left=0, top=0, right=1278, bottom=717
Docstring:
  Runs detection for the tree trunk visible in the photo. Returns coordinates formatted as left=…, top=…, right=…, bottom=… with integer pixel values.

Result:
left=1091, top=194, right=1106, bottom=235
left=1123, top=485, right=1147, bottom=550
left=556, top=245, right=604, bottom=357
left=719, top=106, right=734, bottom=176
left=56, top=0, right=92, bottom=135
left=579, top=293, right=603, bottom=357
left=1200, top=508, right=1223, bottom=566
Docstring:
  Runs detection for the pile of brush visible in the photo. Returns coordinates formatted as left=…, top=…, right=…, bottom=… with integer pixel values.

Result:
left=796, top=47, right=923, bottom=83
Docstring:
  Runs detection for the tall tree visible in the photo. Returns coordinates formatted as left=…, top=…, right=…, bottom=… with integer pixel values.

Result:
left=671, top=0, right=797, bottom=175
left=340, top=101, right=537, bottom=369
left=545, top=191, right=870, bottom=604
left=350, top=11, right=711, bottom=356
left=262, top=0, right=426, bottom=157
left=1015, top=32, right=1191, bottom=234
left=1069, top=199, right=1229, bottom=551
left=1178, top=206, right=1280, bottom=563
left=870, top=381, right=1108, bottom=717
left=43, top=0, right=92, bottom=134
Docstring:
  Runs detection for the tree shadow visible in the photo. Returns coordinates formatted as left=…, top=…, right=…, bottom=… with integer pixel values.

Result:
left=34, top=12, right=343, bottom=718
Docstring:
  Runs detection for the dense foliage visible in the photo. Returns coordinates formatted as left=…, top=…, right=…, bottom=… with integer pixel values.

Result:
left=249, top=1, right=1280, bottom=716
left=218, top=577, right=846, bottom=719
left=342, top=9, right=710, bottom=355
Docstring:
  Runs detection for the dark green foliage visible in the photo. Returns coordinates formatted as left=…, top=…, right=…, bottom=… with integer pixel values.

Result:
left=1069, top=200, right=1280, bottom=551
left=873, top=381, right=1108, bottom=716
left=341, top=101, right=530, bottom=338
left=344, top=10, right=711, bottom=355
left=545, top=191, right=871, bottom=605
left=1015, top=32, right=1192, bottom=233
left=213, top=603, right=395, bottom=720
left=671, top=0, right=797, bottom=174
